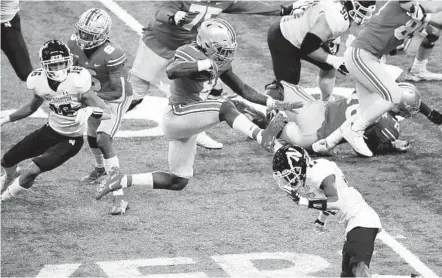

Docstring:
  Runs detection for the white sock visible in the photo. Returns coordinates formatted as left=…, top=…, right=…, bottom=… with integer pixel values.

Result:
left=325, top=128, right=344, bottom=148
left=90, top=148, right=104, bottom=168
left=104, top=156, right=123, bottom=196
left=1, top=177, right=26, bottom=201
left=411, top=58, right=428, bottom=71
left=232, top=114, right=263, bottom=143
left=132, top=173, right=153, bottom=189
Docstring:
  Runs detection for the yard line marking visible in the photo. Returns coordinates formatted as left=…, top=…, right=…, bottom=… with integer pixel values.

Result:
left=378, top=230, right=438, bottom=277
left=98, top=1, right=439, bottom=277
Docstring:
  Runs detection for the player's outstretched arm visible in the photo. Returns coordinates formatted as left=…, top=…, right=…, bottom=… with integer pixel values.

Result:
left=220, top=69, right=303, bottom=111
left=225, top=1, right=284, bottom=16
left=81, top=90, right=112, bottom=120
left=1, top=95, right=44, bottom=126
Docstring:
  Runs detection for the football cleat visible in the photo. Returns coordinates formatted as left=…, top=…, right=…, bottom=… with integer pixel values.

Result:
left=404, top=68, right=442, bottom=82
left=0, top=172, right=19, bottom=194
left=81, top=167, right=106, bottom=183
left=311, top=139, right=335, bottom=156
left=110, top=196, right=129, bottom=215
left=261, top=111, right=288, bottom=152
left=341, top=121, right=373, bottom=157
left=95, top=167, right=125, bottom=200
left=196, top=132, right=223, bottom=149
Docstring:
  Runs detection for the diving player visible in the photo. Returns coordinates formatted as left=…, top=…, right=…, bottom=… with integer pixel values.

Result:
left=69, top=8, right=133, bottom=215
left=0, top=40, right=111, bottom=202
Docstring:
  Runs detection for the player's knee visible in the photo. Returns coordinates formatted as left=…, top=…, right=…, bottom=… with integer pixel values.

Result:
left=20, top=162, right=42, bottom=188
left=352, top=261, right=370, bottom=277
left=422, top=31, right=440, bottom=49
left=219, top=100, right=239, bottom=123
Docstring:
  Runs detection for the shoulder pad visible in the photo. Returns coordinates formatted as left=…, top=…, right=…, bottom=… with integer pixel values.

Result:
left=26, top=69, right=44, bottom=90
left=72, top=68, right=92, bottom=92
left=325, top=2, right=350, bottom=35
left=305, top=159, right=337, bottom=189
left=175, top=44, right=206, bottom=61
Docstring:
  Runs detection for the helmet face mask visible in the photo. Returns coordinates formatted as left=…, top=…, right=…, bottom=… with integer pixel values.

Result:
left=394, top=82, right=421, bottom=118
left=75, top=8, right=112, bottom=50
left=346, top=0, right=376, bottom=25
left=272, top=145, right=309, bottom=192
left=196, top=18, right=237, bottom=67
left=40, top=40, right=73, bottom=82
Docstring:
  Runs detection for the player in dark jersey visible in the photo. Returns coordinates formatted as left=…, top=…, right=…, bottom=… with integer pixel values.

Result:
left=94, top=18, right=304, bottom=201
left=0, top=40, right=110, bottom=202
left=128, top=0, right=306, bottom=150
left=69, top=8, right=133, bottom=215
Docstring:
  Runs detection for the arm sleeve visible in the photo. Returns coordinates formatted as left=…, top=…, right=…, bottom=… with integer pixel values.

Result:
left=224, top=1, right=281, bottom=15
left=220, top=68, right=268, bottom=105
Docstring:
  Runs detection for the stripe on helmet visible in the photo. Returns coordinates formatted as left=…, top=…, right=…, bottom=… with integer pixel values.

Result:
left=85, top=8, right=99, bottom=28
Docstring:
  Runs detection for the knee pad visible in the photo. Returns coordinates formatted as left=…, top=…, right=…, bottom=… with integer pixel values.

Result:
left=422, top=33, right=440, bottom=49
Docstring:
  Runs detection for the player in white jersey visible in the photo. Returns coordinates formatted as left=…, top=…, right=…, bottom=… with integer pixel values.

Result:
left=0, top=40, right=111, bottom=202
left=272, top=143, right=382, bottom=277
left=267, top=0, right=376, bottom=101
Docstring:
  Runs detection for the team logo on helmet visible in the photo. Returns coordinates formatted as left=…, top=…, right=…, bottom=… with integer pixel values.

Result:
left=272, top=144, right=309, bottom=192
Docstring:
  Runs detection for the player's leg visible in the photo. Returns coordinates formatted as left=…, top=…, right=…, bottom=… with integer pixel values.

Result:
left=405, top=26, right=441, bottom=82
left=2, top=128, right=84, bottom=201
left=302, top=55, right=336, bottom=102
left=96, top=97, right=133, bottom=215
left=0, top=13, right=33, bottom=82
left=267, top=21, right=302, bottom=84
left=82, top=117, right=106, bottom=183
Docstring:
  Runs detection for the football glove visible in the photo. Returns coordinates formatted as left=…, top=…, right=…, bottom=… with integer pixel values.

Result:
left=197, top=59, right=218, bottom=78
left=407, top=4, right=430, bottom=23
left=326, top=55, right=349, bottom=75
left=169, top=11, right=188, bottom=26
left=427, top=109, right=442, bottom=125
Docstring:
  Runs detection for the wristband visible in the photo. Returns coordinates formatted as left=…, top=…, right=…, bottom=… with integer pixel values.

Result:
left=266, top=96, right=276, bottom=108
left=308, top=199, right=328, bottom=210
left=197, top=60, right=212, bottom=72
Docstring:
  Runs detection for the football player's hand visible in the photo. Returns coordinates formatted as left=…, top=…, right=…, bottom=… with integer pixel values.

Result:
left=427, top=109, right=442, bottom=125
left=0, top=116, right=11, bottom=126
left=170, top=11, right=188, bottom=26
left=392, top=139, right=410, bottom=152
left=197, top=59, right=218, bottom=79
left=337, top=63, right=349, bottom=75
left=327, top=56, right=349, bottom=75
left=407, top=4, right=430, bottom=23
left=271, top=100, right=304, bottom=112
left=282, top=185, right=301, bottom=203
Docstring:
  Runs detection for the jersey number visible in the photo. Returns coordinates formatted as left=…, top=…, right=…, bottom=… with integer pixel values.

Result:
left=182, top=4, right=222, bottom=31
left=340, top=6, right=349, bottom=21
left=49, top=103, right=78, bottom=117
left=104, top=45, right=115, bottom=54
left=87, top=69, right=102, bottom=92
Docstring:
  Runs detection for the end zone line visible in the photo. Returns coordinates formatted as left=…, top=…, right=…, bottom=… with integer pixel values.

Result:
left=98, top=1, right=439, bottom=277
left=378, top=231, right=438, bottom=277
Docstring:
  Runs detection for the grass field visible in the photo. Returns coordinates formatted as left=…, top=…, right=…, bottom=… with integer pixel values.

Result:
left=1, top=1, right=442, bottom=277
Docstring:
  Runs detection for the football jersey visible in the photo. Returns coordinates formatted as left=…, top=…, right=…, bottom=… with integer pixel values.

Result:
left=27, top=67, right=91, bottom=137
left=352, top=0, right=426, bottom=57
left=300, top=159, right=382, bottom=236
left=280, top=0, right=350, bottom=48
left=169, top=43, right=230, bottom=105
left=68, top=36, right=132, bottom=100
left=143, top=1, right=281, bottom=59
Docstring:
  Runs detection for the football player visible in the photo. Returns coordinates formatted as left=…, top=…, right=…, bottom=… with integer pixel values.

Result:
left=68, top=8, right=133, bottom=215
left=1, top=0, right=33, bottom=81
left=234, top=80, right=442, bottom=156
left=128, top=0, right=312, bottom=150
left=94, top=18, right=303, bottom=200
left=0, top=40, right=110, bottom=202
left=267, top=0, right=376, bottom=101
left=272, top=144, right=382, bottom=277
left=334, top=1, right=442, bottom=157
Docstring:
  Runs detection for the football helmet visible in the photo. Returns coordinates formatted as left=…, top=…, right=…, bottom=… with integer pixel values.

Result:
left=196, top=18, right=237, bottom=67
left=272, top=144, right=310, bottom=192
left=75, top=8, right=112, bottom=49
left=344, top=0, right=376, bottom=25
left=395, top=82, right=421, bottom=118
left=39, top=40, right=73, bottom=82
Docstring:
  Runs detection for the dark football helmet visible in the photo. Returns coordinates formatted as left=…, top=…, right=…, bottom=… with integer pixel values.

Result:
left=272, top=144, right=310, bottom=192
left=39, top=40, right=73, bottom=82
left=343, top=0, right=376, bottom=25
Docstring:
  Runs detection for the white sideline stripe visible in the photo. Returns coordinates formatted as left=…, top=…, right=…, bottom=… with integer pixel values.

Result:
left=378, top=231, right=438, bottom=277
left=99, top=1, right=439, bottom=277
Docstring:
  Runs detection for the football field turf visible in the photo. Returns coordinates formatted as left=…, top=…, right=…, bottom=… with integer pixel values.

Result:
left=1, top=1, right=442, bottom=277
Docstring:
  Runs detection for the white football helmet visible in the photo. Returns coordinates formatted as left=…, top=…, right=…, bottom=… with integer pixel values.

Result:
left=196, top=18, right=237, bottom=67
left=344, top=0, right=376, bottom=25
left=39, top=40, right=73, bottom=82
left=75, top=8, right=112, bottom=49
left=395, top=82, right=421, bottom=118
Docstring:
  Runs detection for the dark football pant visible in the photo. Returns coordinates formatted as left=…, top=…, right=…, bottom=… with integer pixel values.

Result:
left=341, top=227, right=379, bottom=277
left=267, top=21, right=333, bottom=84
left=1, top=13, right=33, bottom=82
left=1, top=124, right=84, bottom=172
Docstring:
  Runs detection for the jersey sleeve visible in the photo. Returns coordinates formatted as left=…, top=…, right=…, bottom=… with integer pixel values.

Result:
left=105, top=43, right=127, bottom=70
left=224, top=1, right=281, bottom=15
left=325, top=3, right=350, bottom=36
left=26, top=69, right=44, bottom=91
left=174, top=44, right=205, bottom=62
